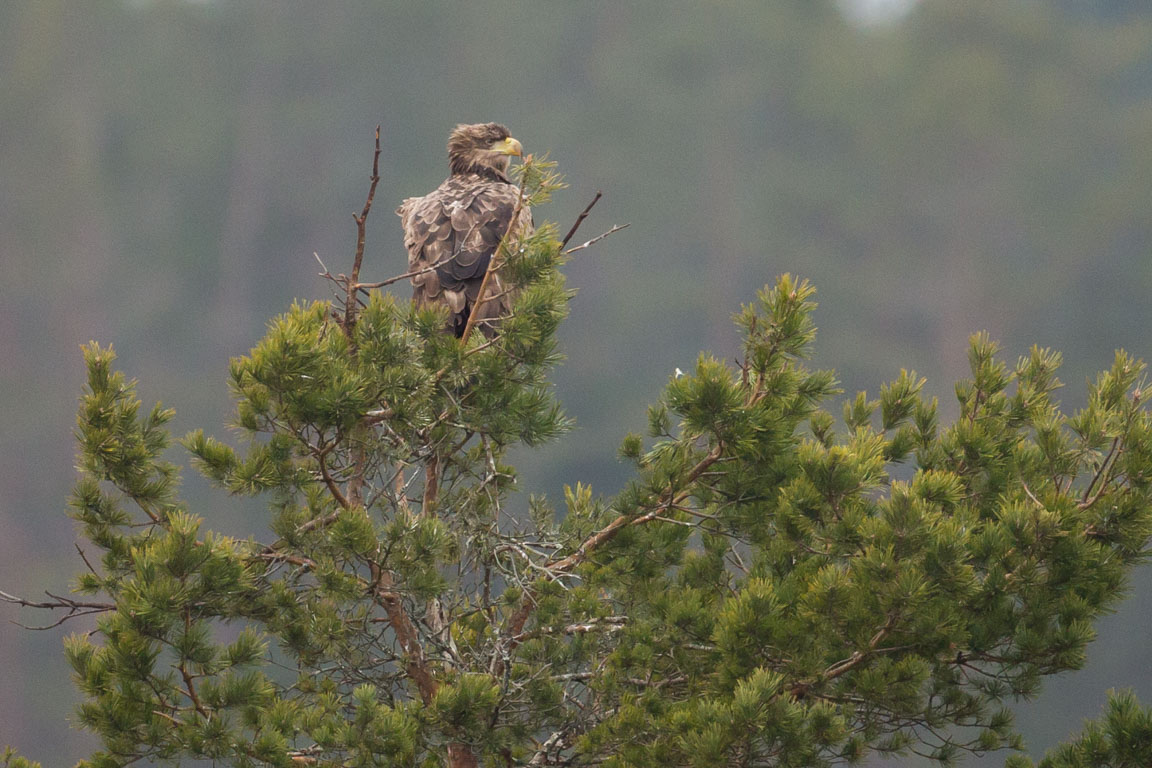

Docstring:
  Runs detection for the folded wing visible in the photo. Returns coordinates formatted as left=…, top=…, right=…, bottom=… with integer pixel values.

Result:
left=398, top=174, right=532, bottom=337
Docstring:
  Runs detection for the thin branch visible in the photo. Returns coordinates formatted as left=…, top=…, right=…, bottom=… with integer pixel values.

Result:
left=563, top=223, right=630, bottom=255
left=1021, top=480, right=1044, bottom=509
left=0, top=589, right=115, bottom=630
left=356, top=252, right=459, bottom=290
left=151, top=709, right=181, bottom=726
left=296, top=509, right=344, bottom=537
left=180, top=608, right=209, bottom=718
left=317, top=451, right=351, bottom=510
left=313, top=251, right=330, bottom=275
left=348, top=440, right=368, bottom=509
left=251, top=550, right=316, bottom=570
left=422, top=454, right=440, bottom=516
left=560, top=191, right=602, bottom=249
left=343, top=125, right=382, bottom=335
left=1079, top=436, right=1121, bottom=510
left=789, top=613, right=897, bottom=698
left=552, top=444, right=724, bottom=574
left=75, top=544, right=100, bottom=577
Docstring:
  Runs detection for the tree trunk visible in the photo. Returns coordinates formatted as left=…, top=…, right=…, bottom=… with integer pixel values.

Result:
left=447, top=743, right=478, bottom=768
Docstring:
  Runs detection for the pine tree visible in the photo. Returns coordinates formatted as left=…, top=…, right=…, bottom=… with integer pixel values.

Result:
left=5, top=142, right=1152, bottom=768
left=1006, top=690, right=1152, bottom=768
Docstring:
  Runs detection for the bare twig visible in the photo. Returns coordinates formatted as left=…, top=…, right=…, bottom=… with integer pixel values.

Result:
left=422, top=454, right=440, bottom=515
left=251, top=550, right=316, bottom=570
left=1021, top=480, right=1044, bottom=508
left=355, top=253, right=459, bottom=290
left=152, top=709, right=181, bottom=726
left=343, top=125, right=382, bottom=335
left=75, top=544, right=100, bottom=577
left=348, top=440, right=368, bottom=509
left=0, top=589, right=114, bottom=629
left=564, top=223, right=630, bottom=255
left=560, top=190, right=602, bottom=249
left=0, top=590, right=113, bottom=612
left=313, top=251, right=332, bottom=277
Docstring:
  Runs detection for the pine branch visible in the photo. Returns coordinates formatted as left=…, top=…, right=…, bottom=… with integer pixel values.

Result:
left=790, top=614, right=898, bottom=699
left=370, top=565, right=438, bottom=704
left=501, top=443, right=725, bottom=659
left=179, top=608, right=210, bottom=718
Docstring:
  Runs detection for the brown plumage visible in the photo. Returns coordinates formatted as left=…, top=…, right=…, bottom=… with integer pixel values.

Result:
left=397, top=123, right=532, bottom=338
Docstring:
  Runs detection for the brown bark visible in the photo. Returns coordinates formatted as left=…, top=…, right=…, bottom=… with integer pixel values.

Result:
left=447, top=743, right=479, bottom=768
left=370, top=567, right=438, bottom=703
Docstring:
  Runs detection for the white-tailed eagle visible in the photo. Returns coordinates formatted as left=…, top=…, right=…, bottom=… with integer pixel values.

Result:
left=397, top=122, right=532, bottom=338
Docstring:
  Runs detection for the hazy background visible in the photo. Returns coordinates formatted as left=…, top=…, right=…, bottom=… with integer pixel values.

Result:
left=3, top=1, right=1152, bottom=764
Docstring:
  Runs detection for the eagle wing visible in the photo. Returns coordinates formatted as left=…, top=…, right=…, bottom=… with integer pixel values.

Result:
left=398, top=174, right=532, bottom=337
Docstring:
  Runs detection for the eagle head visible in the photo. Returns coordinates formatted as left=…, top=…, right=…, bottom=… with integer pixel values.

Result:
left=448, top=122, right=523, bottom=179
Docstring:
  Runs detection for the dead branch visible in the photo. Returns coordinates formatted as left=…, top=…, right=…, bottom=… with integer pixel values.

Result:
left=564, top=223, right=630, bottom=255
left=355, top=252, right=459, bottom=290
left=0, top=589, right=114, bottom=629
left=560, top=191, right=602, bottom=249
left=342, top=125, right=382, bottom=335
left=528, top=731, right=569, bottom=766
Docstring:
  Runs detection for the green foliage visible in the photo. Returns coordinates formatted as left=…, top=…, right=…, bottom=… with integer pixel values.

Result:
left=8, top=154, right=1152, bottom=767
left=1007, top=690, right=1152, bottom=768
left=575, top=278, right=1152, bottom=767
left=15, top=4, right=1152, bottom=761
left=1, top=748, right=40, bottom=768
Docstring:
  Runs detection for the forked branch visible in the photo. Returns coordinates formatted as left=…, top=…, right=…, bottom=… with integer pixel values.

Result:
left=0, top=589, right=114, bottom=629
left=342, top=124, right=382, bottom=335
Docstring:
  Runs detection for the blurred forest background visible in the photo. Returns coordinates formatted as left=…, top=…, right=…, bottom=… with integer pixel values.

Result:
left=3, top=1, right=1152, bottom=765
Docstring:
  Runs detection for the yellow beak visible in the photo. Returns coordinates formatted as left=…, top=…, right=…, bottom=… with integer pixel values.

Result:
left=496, top=137, right=523, bottom=157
